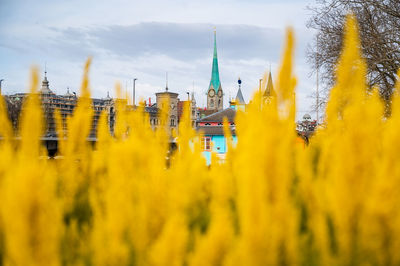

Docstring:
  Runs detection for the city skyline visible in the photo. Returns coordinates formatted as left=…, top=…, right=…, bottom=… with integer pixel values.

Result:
left=0, top=0, right=316, bottom=117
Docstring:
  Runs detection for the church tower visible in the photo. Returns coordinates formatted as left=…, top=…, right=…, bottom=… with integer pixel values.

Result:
left=207, top=30, right=223, bottom=111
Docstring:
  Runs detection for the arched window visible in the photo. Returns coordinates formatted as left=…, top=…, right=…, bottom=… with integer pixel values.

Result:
left=210, top=99, right=214, bottom=107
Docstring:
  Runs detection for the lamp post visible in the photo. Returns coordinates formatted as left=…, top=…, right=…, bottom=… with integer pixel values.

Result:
left=259, top=78, right=263, bottom=109
left=133, top=78, right=137, bottom=106
left=0, top=79, right=3, bottom=95
left=316, top=36, right=320, bottom=125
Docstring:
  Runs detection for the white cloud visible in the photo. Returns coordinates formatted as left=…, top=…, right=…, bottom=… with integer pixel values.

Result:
left=0, top=0, right=317, bottom=118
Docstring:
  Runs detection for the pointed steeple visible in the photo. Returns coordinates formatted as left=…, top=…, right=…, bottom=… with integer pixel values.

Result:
left=263, top=70, right=275, bottom=98
left=208, top=30, right=222, bottom=93
left=191, top=91, right=196, bottom=105
left=236, top=77, right=245, bottom=104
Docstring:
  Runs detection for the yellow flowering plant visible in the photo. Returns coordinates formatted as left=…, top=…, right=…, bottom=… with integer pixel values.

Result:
left=0, top=15, right=399, bottom=265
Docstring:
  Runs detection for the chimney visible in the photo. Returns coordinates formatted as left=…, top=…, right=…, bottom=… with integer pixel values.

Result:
left=149, top=97, right=151, bottom=106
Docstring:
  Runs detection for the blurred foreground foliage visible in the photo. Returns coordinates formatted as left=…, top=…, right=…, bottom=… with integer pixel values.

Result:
left=0, top=16, right=400, bottom=266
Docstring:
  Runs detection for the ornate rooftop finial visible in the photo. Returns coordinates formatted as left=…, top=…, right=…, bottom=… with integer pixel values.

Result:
left=236, top=77, right=245, bottom=104
left=165, top=72, right=168, bottom=91
left=65, top=87, right=74, bottom=97
left=41, top=65, right=53, bottom=94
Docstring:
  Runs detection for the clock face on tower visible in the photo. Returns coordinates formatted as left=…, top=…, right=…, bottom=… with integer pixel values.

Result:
left=208, top=89, right=215, bottom=97
left=217, top=90, right=222, bottom=97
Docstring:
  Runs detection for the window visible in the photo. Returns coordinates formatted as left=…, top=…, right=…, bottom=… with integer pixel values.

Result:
left=201, top=137, right=211, bottom=151
left=170, top=119, right=175, bottom=126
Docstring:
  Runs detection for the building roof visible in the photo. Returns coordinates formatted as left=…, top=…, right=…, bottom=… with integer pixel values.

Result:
left=235, top=87, right=245, bottom=104
left=199, top=109, right=218, bottom=118
left=198, top=108, right=236, bottom=123
left=197, top=126, right=236, bottom=136
left=263, top=71, right=275, bottom=97
left=145, top=106, right=158, bottom=114
left=208, top=31, right=222, bottom=93
left=155, top=91, right=179, bottom=97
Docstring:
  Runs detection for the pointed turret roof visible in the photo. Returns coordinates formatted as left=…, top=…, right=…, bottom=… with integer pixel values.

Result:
left=235, top=78, right=245, bottom=104
left=41, top=71, right=54, bottom=94
left=263, top=70, right=275, bottom=97
left=208, top=30, right=222, bottom=93
left=191, top=92, right=196, bottom=105
left=65, top=87, right=74, bottom=97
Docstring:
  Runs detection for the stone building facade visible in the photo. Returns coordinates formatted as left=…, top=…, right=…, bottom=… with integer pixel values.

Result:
left=155, top=89, right=179, bottom=135
left=5, top=72, right=116, bottom=138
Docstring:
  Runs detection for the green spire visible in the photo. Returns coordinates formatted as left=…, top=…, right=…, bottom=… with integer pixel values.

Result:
left=208, top=30, right=222, bottom=93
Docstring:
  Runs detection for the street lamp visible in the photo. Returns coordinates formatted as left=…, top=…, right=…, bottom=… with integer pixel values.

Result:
left=133, top=78, right=137, bottom=106
left=259, top=78, right=263, bottom=109
left=0, top=79, right=3, bottom=95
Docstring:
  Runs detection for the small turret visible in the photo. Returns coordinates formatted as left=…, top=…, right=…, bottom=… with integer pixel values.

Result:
left=235, top=77, right=245, bottom=105
left=65, top=87, right=74, bottom=97
left=40, top=70, right=54, bottom=94
left=263, top=70, right=275, bottom=98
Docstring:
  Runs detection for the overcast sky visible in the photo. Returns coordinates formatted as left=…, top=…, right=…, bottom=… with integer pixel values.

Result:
left=0, top=0, right=317, bottom=118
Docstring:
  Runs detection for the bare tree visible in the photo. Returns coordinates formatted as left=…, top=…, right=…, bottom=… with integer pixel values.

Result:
left=307, top=0, right=400, bottom=112
left=4, top=96, right=23, bottom=132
